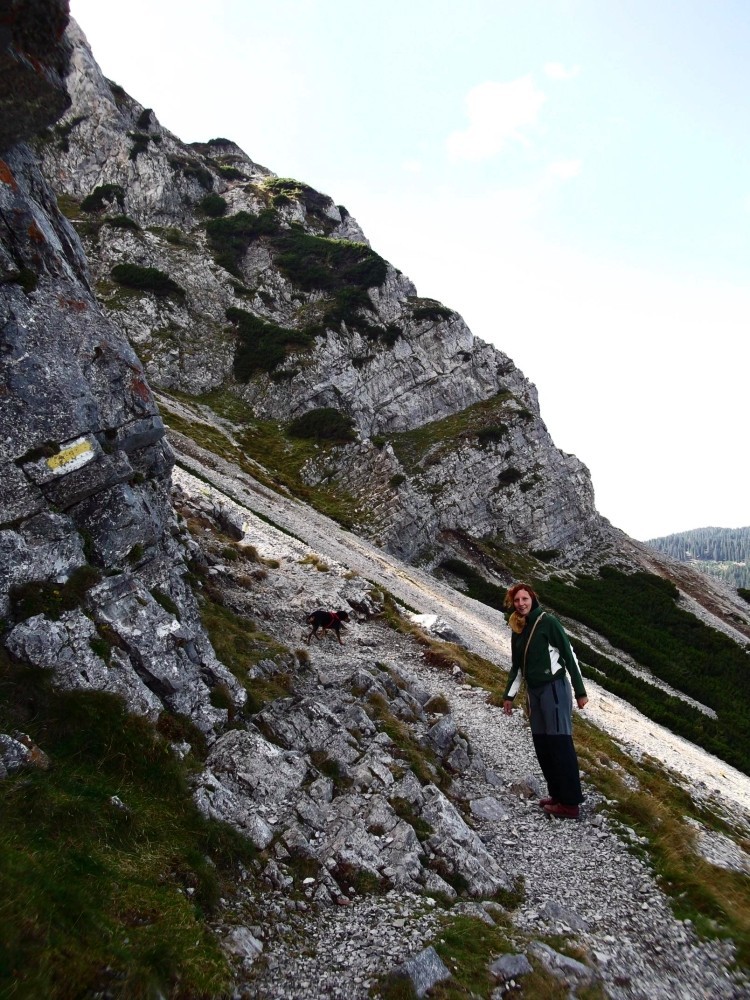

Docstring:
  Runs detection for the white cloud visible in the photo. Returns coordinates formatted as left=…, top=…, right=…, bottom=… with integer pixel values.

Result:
left=544, top=62, right=581, bottom=80
left=446, top=76, right=546, bottom=161
left=401, top=159, right=423, bottom=174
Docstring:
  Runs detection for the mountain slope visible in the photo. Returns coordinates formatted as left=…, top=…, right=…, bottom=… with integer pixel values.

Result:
left=34, top=19, right=750, bottom=770
left=37, top=19, right=614, bottom=568
left=3, top=6, right=750, bottom=997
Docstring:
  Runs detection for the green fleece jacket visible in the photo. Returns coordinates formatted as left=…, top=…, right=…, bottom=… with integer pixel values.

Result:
left=503, top=605, right=587, bottom=701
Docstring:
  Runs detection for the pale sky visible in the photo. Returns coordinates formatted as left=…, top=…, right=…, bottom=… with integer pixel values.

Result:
left=68, top=0, right=749, bottom=541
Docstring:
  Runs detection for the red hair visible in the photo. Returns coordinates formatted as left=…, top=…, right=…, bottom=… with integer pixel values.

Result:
left=504, top=582, right=539, bottom=610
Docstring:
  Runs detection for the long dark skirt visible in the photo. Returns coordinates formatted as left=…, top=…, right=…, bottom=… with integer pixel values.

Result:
left=527, top=676, right=583, bottom=806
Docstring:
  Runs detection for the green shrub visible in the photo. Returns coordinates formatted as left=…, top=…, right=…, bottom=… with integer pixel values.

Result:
left=151, top=588, right=181, bottom=619
left=496, top=467, right=523, bottom=487
left=205, top=209, right=279, bottom=276
left=52, top=114, right=86, bottom=152
left=287, top=407, right=356, bottom=442
left=739, top=588, right=750, bottom=605
left=127, top=131, right=151, bottom=159
left=168, top=156, right=214, bottom=191
left=411, top=300, right=453, bottom=322
left=389, top=474, right=407, bottom=488
left=9, top=565, right=103, bottom=622
left=104, top=214, right=140, bottom=231
left=530, top=548, right=561, bottom=562
left=111, top=263, right=185, bottom=300
left=265, top=178, right=302, bottom=196
left=264, top=178, right=334, bottom=221
left=226, top=306, right=312, bottom=378
left=199, top=193, right=227, bottom=218
left=136, top=108, right=152, bottom=129
left=107, top=79, right=127, bottom=104
left=477, top=424, right=508, bottom=446
left=438, top=558, right=506, bottom=612
left=88, top=636, right=111, bottom=662
left=80, top=184, right=125, bottom=213
left=217, top=165, right=245, bottom=180
left=364, top=322, right=401, bottom=346
left=157, top=226, right=193, bottom=248
left=272, top=228, right=387, bottom=293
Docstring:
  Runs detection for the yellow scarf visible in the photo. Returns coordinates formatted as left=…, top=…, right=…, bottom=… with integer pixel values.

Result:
left=509, top=612, right=526, bottom=634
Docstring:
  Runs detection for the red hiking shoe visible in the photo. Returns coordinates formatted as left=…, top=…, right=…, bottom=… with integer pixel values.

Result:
left=543, top=802, right=580, bottom=819
left=539, top=796, right=559, bottom=808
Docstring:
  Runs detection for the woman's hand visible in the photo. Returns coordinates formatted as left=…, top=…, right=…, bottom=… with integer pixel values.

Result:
left=576, top=695, right=588, bottom=709
left=503, top=699, right=514, bottom=716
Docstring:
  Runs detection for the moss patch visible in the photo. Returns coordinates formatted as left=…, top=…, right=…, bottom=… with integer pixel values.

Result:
left=0, top=651, right=255, bottom=999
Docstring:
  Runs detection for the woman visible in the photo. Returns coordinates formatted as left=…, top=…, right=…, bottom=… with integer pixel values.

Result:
left=502, top=583, right=588, bottom=819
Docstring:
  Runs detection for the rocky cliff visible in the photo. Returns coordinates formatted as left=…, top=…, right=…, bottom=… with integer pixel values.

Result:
left=1, top=1, right=244, bottom=734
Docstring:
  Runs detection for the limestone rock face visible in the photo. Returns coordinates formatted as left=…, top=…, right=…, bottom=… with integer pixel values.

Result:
left=0, top=0, right=72, bottom=152
left=1, top=0, right=240, bottom=738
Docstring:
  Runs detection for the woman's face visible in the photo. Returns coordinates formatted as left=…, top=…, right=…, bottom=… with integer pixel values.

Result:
left=513, top=589, right=533, bottom=616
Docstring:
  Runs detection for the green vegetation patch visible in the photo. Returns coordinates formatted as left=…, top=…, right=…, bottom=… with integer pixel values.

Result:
left=104, top=214, right=140, bottom=232
left=536, top=567, right=750, bottom=775
left=127, top=131, right=158, bottom=159
left=271, top=227, right=388, bottom=334
left=437, top=558, right=506, bottom=614
left=272, top=227, right=386, bottom=293
left=205, top=209, right=279, bottom=276
left=50, top=114, right=86, bottom=152
left=263, top=177, right=335, bottom=222
left=198, top=594, right=292, bottom=713
left=409, top=297, right=454, bottom=323
left=9, top=565, right=102, bottom=622
left=199, top=193, right=228, bottom=218
left=168, top=155, right=214, bottom=191
left=160, top=391, right=367, bottom=530
left=227, top=305, right=313, bottom=378
left=388, top=392, right=516, bottom=473
left=287, top=407, right=356, bottom=442
left=217, top=164, right=246, bottom=180
left=111, top=263, right=185, bottom=301
left=496, top=467, right=523, bottom=488
left=80, top=183, right=125, bottom=214
left=205, top=209, right=389, bottom=335
left=569, top=632, right=738, bottom=765
left=0, top=652, right=255, bottom=999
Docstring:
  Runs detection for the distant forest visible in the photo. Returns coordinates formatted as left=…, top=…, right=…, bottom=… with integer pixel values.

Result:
left=646, top=526, right=750, bottom=590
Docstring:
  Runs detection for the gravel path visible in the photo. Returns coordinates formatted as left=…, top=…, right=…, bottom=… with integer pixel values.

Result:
left=171, top=447, right=750, bottom=999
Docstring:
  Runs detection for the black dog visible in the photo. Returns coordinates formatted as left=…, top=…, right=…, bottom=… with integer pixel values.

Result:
left=304, top=609, right=350, bottom=645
